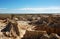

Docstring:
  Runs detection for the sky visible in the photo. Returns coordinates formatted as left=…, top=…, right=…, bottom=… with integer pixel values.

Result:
left=0, top=0, right=60, bottom=14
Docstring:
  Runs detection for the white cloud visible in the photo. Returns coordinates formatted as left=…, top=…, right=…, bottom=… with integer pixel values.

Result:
left=13, top=7, right=60, bottom=13
left=0, top=7, right=60, bottom=14
left=14, top=7, right=60, bottom=10
left=0, top=8, right=7, bottom=11
left=0, top=8, right=7, bottom=9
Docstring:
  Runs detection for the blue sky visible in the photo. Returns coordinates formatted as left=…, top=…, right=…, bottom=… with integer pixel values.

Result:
left=0, top=0, right=60, bottom=14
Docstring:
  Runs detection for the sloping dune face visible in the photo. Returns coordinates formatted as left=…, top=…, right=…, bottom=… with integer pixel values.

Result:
left=0, top=20, right=7, bottom=31
left=0, top=20, right=35, bottom=39
left=17, top=21, right=35, bottom=38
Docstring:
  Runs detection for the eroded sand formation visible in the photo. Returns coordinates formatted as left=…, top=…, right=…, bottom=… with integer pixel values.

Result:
left=0, top=14, right=60, bottom=39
